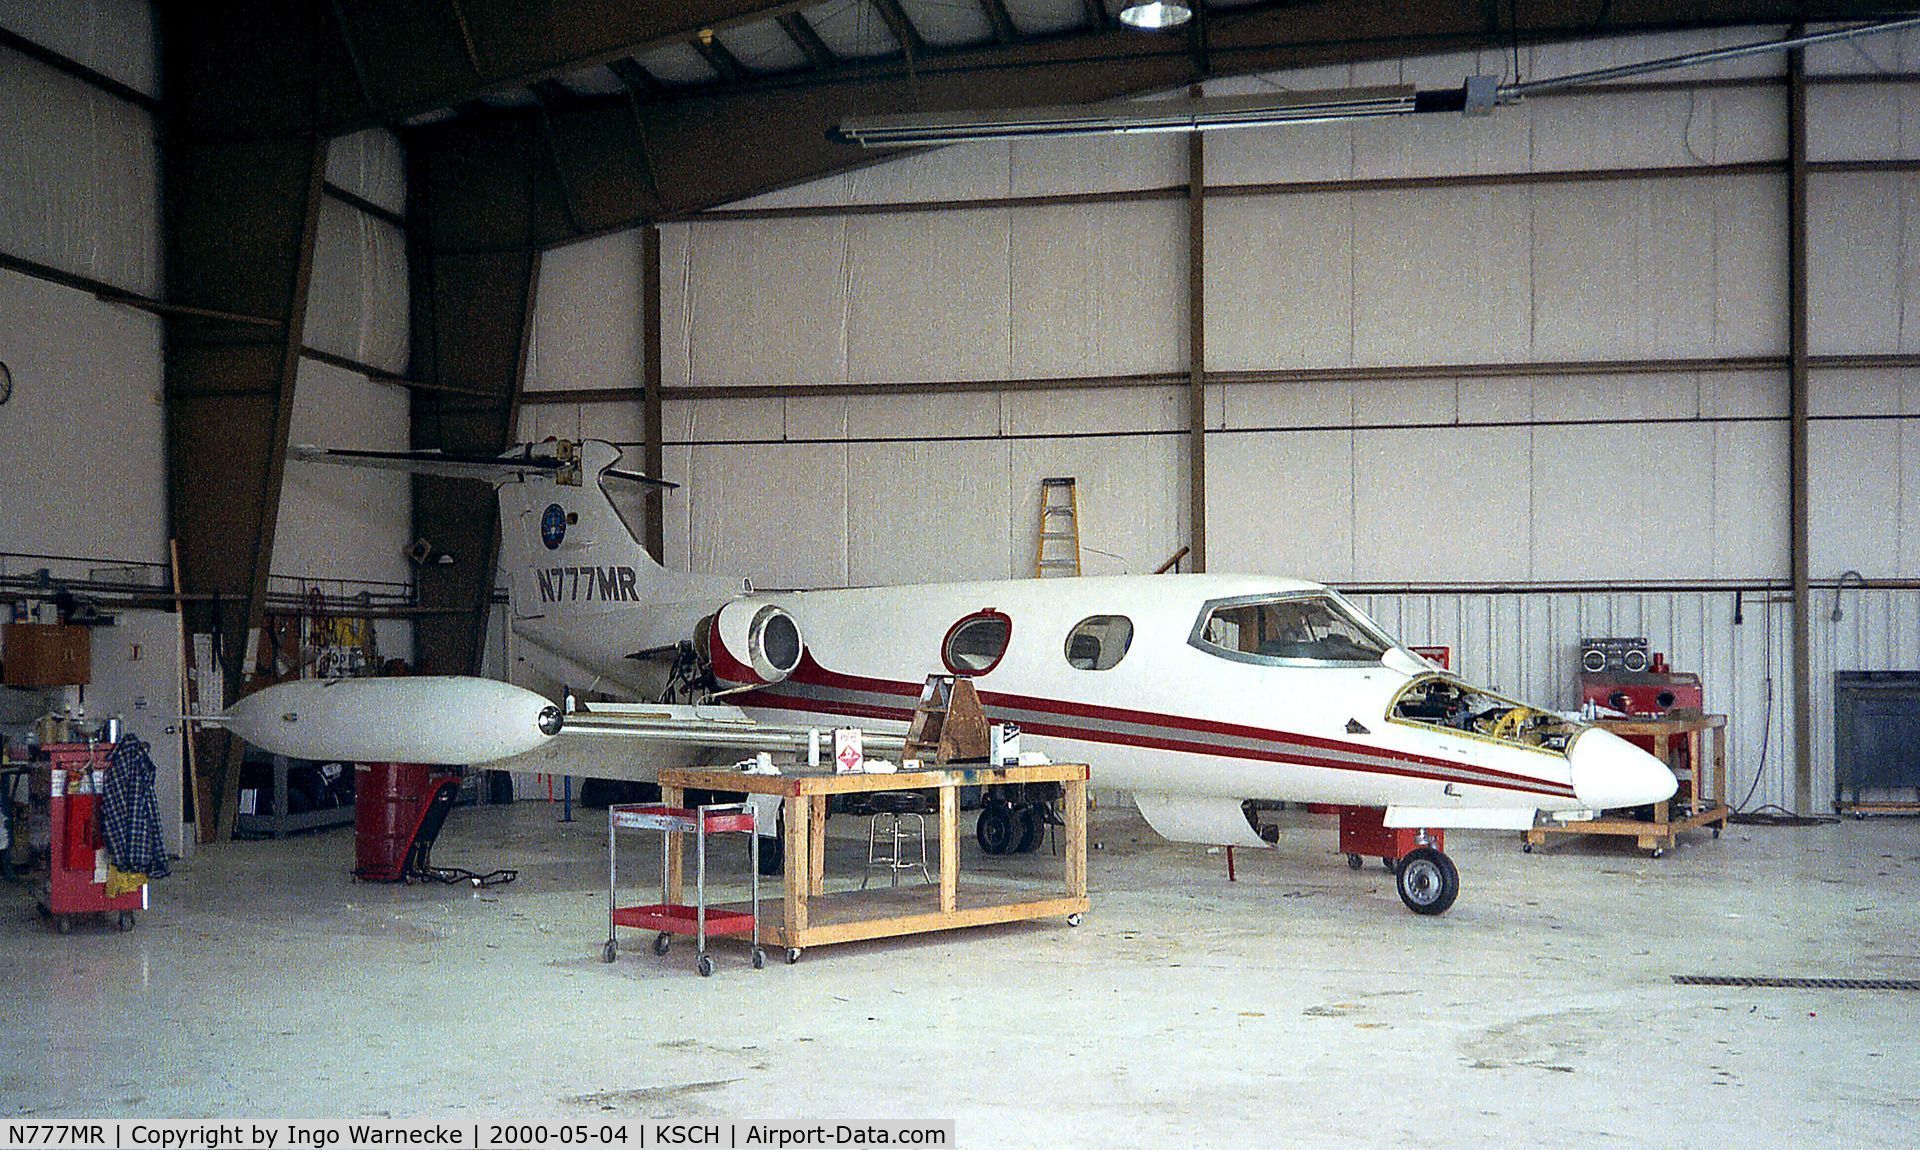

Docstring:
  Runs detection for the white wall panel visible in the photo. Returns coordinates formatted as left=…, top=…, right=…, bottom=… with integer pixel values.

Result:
left=1222, top=379, right=1355, bottom=429
left=847, top=440, right=1010, bottom=586
left=1351, top=378, right=1457, bottom=426
left=1208, top=429, right=1354, bottom=581
left=1809, top=417, right=1903, bottom=578
left=847, top=392, right=1000, bottom=440
left=1004, top=387, right=1185, bottom=437
left=1808, top=171, right=1920, bottom=355
left=1805, top=24, right=1920, bottom=74
left=273, top=359, right=411, bottom=584
left=1808, top=84, right=1920, bottom=162
left=0, top=0, right=157, bottom=95
left=1350, top=104, right=1531, bottom=181
left=1529, top=88, right=1784, bottom=171
left=1531, top=422, right=1717, bottom=579
left=527, top=231, right=640, bottom=392
left=0, top=56, right=158, bottom=295
left=1353, top=426, right=1532, bottom=580
left=1010, top=201, right=1185, bottom=379
left=1700, top=369, right=1788, bottom=418
left=688, top=216, right=849, bottom=386
left=1007, top=435, right=1186, bottom=577
left=1009, top=133, right=1185, bottom=196
left=1204, top=113, right=1355, bottom=188
left=846, top=210, right=1011, bottom=384
left=1351, top=187, right=1531, bottom=365
left=1206, top=192, right=1352, bottom=371
left=1530, top=372, right=1701, bottom=421
left=1531, top=27, right=1786, bottom=83
left=1709, top=420, right=1790, bottom=578
left=303, top=197, right=408, bottom=373
left=1532, top=177, right=1782, bottom=361
left=688, top=442, right=848, bottom=587
left=325, top=129, right=406, bottom=215
left=0, top=268, right=163, bottom=564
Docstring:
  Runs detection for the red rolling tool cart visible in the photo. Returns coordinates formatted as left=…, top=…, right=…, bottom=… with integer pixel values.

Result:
left=604, top=801, right=763, bottom=977
left=38, top=743, right=146, bottom=933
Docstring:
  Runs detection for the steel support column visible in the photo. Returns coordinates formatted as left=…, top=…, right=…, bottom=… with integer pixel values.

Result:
left=1186, top=116, right=1208, bottom=574
left=642, top=224, right=666, bottom=562
left=1788, top=37, right=1815, bottom=814
left=407, top=119, right=544, bottom=675
left=160, top=2, right=333, bottom=839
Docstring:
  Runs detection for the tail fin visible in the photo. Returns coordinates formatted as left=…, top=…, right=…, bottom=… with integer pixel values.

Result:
left=495, top=440, right=741, bottom=630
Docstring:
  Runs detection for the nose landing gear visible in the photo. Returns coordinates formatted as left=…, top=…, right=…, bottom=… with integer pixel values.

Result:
left=1393, top=846, right=1459, bottom=915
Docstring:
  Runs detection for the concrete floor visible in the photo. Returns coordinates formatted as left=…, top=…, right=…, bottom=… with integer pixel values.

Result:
left=2, top=800, right=1917, bottom=1146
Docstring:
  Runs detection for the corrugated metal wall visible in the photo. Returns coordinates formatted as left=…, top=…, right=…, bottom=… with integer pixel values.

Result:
left=517, top=24, right=1920, bottom=813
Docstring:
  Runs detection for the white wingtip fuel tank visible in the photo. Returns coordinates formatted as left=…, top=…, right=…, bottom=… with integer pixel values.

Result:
left=204, top=676, right=563, bottom=766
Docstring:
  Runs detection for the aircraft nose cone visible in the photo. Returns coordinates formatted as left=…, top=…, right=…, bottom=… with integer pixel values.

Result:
left=1570, top=728, right=1678, bottom=810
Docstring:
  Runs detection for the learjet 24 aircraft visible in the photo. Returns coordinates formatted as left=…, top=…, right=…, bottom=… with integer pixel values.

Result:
left=210, top=439, right=1676, bottom=915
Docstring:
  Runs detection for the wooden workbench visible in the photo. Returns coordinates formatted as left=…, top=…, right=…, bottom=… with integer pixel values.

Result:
left=1525, top=714, right=1731, bottom=857
left=659, top=762, right=1089, bottom=960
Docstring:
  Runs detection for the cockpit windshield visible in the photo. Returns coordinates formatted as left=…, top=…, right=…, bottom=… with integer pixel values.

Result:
left=1188, top=593, right=1394, bottom=666
left=1391, top=675, right=1584, bottom=756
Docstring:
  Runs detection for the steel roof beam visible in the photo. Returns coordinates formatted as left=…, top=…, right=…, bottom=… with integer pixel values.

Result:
left=779, top=11, right=839, bottom=71
left=412, top=0, right=1888, bottom=245
left=325, top=0, right=816, bottom=129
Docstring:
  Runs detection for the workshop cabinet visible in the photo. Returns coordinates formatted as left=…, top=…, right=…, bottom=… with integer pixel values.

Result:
left=2, top=624, right=90, bottom=686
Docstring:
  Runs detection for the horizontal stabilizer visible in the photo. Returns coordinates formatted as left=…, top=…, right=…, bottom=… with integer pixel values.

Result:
left=288, top=445, right=676, bottom=488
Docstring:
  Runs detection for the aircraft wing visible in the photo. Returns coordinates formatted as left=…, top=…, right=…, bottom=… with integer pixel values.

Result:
left=556, top=700, right=906, bottom=757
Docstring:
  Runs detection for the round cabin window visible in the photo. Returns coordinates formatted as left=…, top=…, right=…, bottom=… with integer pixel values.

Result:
left=1064, top=615, right=1134, bottom=671
left=942, top=610, right=1012, bottom=676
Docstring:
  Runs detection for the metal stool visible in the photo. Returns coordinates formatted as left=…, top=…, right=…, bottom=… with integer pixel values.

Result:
left=863, top=790, right=934, bottom=888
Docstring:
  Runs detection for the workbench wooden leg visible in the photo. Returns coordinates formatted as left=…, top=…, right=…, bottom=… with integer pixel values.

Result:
left=938, top=782, right=958, bottom=914
left=1714, top=726, right=1728, bottom=810
left=784, top=794, right=808, bottom=938
left=1064, top=778, right=1087, bottom=900
left=662, top=783, right=684, bottom=905
left=808, top=795, right=827, bottom=898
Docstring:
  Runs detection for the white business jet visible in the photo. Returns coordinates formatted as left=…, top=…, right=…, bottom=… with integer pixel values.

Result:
left=208, top=439, right=1675, bottom=914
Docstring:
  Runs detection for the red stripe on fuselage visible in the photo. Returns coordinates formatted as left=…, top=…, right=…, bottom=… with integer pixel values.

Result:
left=761, top=649, right=1573, bottom=796
left=736, top=687, right=1577, bottom=801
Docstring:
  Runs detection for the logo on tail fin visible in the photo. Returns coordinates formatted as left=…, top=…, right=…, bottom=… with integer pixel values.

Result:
left=540, top=504, right=567, bottom=549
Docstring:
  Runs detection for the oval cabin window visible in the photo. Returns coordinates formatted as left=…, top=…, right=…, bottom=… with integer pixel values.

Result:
left=943, top=610, right=1012, bottom=675
left=1064, top=616, right=1133, bottom=671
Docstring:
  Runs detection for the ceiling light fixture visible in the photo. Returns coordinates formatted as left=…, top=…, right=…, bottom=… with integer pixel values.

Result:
left=834, top=15, right=1920, bottom=148
left=1119, top=2, right=1191, bottom=31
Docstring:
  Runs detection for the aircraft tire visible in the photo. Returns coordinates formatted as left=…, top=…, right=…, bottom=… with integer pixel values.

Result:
left=976, top=804, right=1016, bottom=855
left=756, top=819, right=784, bottom=876
left=1394, top=846, right=1459, bottom=916
left=1014, top=805, right=1046, bottom=854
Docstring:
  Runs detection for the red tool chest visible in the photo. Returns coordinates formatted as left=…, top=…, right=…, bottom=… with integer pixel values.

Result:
left=38, top=743, right=146, bottom=933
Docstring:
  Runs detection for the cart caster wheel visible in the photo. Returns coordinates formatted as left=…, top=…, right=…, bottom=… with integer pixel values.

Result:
left=1346, top=853, right=1363, bottom=871
left=752, top=948, right=767, bottom=970
left=697, top=955, right=714, bottom=978
left=34, top=902, right=50, bottom=920
left=1067, top=913, right=1083, bottom=927
left=1522, top=842, right=1534, bottom=853
left=1712, top=827, right=1721, bottom=839
left=1650, top=848, right=1666, bottom=859
left=471, top=877, right=483, bottom=888
left=601, top=939, right=618, bottom=963
left=56, top=916, right=71, bottom=935
left=785, top=947, right=802, bottom=965
left=117, top=912, right=135, bottom=932
left=652, top=932, right=671, bottom=956
left=1383, top=857, right=1398, bottom=873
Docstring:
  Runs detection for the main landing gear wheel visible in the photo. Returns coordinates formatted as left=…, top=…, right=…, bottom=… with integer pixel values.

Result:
left=652, top=932, right=672, bottom=956
left=1015, top=805, right=1046, bottom=854
left=756, top=820, right=784, bottom=876
left=1394, top=846, right=1459, bottom=916
left=976, top=804, right=1016, bottom=855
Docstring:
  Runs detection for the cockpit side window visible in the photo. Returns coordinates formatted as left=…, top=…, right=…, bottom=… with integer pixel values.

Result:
left=1189, top=594, right=1391, bottom=666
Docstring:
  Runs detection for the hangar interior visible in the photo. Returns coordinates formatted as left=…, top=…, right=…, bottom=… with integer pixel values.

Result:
left=2, top=0, right=1918, bottom=1141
